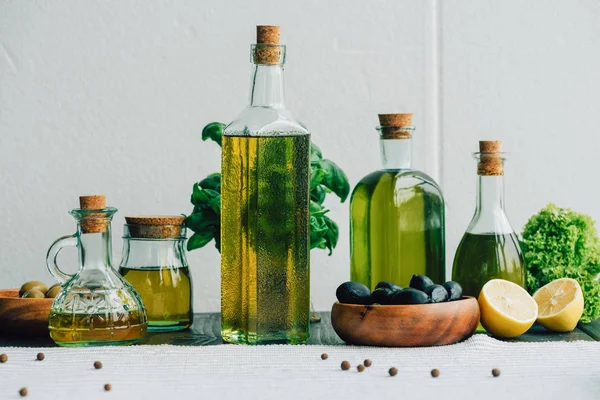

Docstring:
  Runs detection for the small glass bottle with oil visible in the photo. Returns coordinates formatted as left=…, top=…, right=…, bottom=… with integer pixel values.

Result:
left=119, top=216, right=193, bottom=332
left=350, top=114, right=446, bottom=290
left=46, top=195, right=147, bottom=347
left=220, top=26, right=310, bottom=344
left=452, top=141, right=525, bottom=297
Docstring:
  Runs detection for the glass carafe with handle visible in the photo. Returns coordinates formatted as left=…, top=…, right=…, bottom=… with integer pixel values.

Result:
left=452, top=141, right=525, bottom=297
left=46, top=195, right=147, bottom=347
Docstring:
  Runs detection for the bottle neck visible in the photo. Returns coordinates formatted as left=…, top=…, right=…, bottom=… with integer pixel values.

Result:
left=248, top=64, right=285, bottom=108
left=380, top=138, right=412, bottom=169
left=78, top=228, right=113, bottom=272
left=466, top=175, right=514, bottom=234
left=476, top=175, right=505, bottom=213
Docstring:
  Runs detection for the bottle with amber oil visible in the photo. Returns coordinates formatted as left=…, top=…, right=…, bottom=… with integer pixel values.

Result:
left=350, top=114, right=445, bottom=290
left=119, top=216, right=192, bottom=332
left=47, top=195, right=147, bottom=347
left=452, top=141, right=525, bottom=297
left=220, top=26, right=310, bottom=344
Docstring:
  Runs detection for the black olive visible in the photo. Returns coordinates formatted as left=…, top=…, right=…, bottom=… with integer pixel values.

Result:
left=371, top=287, right=396, bottom=305
left=390, top=288, right=430, bottom=305
left=409, top=274, right=434, bottom=292
left=375, top=281, right=403, bottom=292
left=336, top=282, right=372, bottom=305
left=424, top=284, right=449, bottom=303
left=443, top=281, right=463, bottom=301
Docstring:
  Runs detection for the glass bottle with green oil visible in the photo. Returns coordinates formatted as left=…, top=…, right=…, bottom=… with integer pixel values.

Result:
left=350, top=114, right=445, bottom=290
left=118, top=216, right=193, bottom=332
left=220, top=26, right=310, bottom=344
left=452, top=141, right=525, bottom=298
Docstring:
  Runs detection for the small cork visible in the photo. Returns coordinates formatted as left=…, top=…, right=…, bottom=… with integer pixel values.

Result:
left=478, top=140, right=504, bottom=176
left=79, top=195, right=106, bottom=210
left=378, top=113, right=414, bottom=139
left=257, top=26, right=280, bottom=44
left=254, top=25, right=282, bottom=65
left=79, top=195, right=108, bottom=234
left=125, top=215, right=185, bottom=239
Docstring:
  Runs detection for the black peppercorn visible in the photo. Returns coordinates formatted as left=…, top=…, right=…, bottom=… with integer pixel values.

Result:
left=389, top=367, right=398, bottom=377
left=36, top=353, right=45, bottom=361
left=321, top=353, right=328, bottom=360
left=431, top=369, right=440, bottom=378
left=364, top=359, right=372, bottom=367
left=341, top=361, right=351, bottom=370
left=492, top=368, right=501, bottom=377
left=94, top=361, right=103, bottom=369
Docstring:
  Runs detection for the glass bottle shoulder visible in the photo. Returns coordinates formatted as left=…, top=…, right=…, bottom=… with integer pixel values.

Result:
left=351, top=168, right=444, bottom=199
left=224, top=106, right=309, bottom=137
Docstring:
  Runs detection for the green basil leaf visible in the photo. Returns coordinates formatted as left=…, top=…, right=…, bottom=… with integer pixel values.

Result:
left=187, top=231, right=214, bottom=251
left=185, top=211, right=218, bottom=232
left=323, top=215, right=339, bottom=255
left=319, top=159, right=350, bottom=202
left=191, top=183, right=206, bottom=206
left=310, top=143, right=323, bottom=162
left=310, top=167, right=326, bottom=191
left=200, top=173, right=221, bottom=192
left=311, top=185, right=326, bottom=204
left=202, top=122, right=225, bottom=146
left=209, top=196, right=221, bottom=214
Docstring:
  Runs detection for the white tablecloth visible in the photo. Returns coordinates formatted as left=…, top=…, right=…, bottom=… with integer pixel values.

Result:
left=1, top=335, right=599, bottom=400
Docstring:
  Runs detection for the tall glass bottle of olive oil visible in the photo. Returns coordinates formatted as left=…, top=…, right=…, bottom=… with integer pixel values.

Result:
left=350, top=114, right=445, bottom=290
left=220, top=26, right=310, bottom=344
left=452, top=141, right=525, bottom=297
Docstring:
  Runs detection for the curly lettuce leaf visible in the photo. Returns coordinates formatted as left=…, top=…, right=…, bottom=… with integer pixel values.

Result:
left=522, top=203, right=600, bottom=323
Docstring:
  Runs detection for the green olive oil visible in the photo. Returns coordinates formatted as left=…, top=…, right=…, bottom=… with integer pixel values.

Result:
left=221, top=134, right=310, bottom=345
left=350, top=170, right=445, bottom=290
left=452, top=232, right=525, bottom=297
left=119, top=266, right=192, bottom=331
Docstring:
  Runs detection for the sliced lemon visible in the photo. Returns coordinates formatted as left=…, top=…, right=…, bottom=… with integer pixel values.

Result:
left=478, top=279, right=538, bottom=338
left=533, top=278, right=584, bottom=332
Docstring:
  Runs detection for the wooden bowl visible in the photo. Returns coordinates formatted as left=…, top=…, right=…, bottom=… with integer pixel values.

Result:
left=0, top=289, right=53, bottom=337
left=331, top=297, right=480, bottom=347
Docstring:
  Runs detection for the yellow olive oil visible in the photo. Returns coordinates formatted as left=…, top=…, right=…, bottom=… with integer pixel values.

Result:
left=48, top=310, right=146, bottom=347
left=221, top=134, right=310, bottom=344
left=452, top=232, right=525, bottom=297
left=119, top=266, right=192, bottom=331
left=350, top=170, right=445, bottom=290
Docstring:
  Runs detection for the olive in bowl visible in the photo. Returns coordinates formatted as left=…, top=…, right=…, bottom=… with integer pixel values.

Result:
left=336, top=282, right=372, bottom=305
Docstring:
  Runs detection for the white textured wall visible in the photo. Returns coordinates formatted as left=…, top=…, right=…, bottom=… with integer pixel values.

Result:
left=1, top=0, right=599, bottom=312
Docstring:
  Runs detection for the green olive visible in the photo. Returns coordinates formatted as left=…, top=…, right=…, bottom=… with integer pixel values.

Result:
left=21, top=289, right=46, bottom=299
left=19, top=281, right=49, bottom=297
left=45, top=284, right=61, bottom=298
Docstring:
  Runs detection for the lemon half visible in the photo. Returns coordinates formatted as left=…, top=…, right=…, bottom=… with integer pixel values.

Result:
left=478, top=279, right=538, bottom=338
left=533, top=278, right=584, bottom=332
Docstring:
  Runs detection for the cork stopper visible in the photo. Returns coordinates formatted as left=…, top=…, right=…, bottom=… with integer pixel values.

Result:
left=377, top=113, right=414, bottom=139
left=257, top=26, right=280, bottom=44
left=125, top=215, right=185, bottom=239
left=254, top=25, right=282, bottom=65
left=79, top=195, right=108, bottom=234
left=478, top=140, right=504, bottom=176
left=80, top=195, right=106, bottom=210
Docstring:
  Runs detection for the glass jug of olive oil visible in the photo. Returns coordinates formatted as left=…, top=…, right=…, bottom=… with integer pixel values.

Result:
left=452, top=141, right=525, bottom=297
left=46, top=195, right=147, bottom=347
left=220, top=26, right=310, bottom=344
left=350, top=114, right=445, bottom=290
left=119, top=216, right=193, bottom=332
